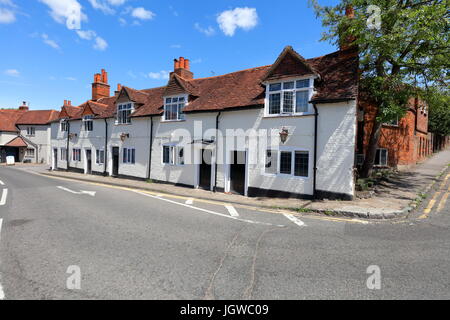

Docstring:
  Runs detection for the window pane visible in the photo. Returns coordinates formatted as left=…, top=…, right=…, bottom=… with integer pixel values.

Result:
left=296, top=79, right=310, bottom=88
left=131, top=149, right=135, bottom=164
left=283, top=81, right=295, bottom=90
left=269, top=83, right=281, bottom=92
left=296, top=91, right=309, bottom=113
left=381, top=149, right=387, bottom=166
left=265, top=150, right=277, bottom=174
left=123, top=148, right=127, bottom=163
left=178, top=97, right=185, bottom=102
left=163, top=146, right=170, bottom=163
left=283, top=91, right=294, bottom=113
left=375, top=149, right=381, bottom=165
left=269, top=93, right=281, bottom=114
left=165, top=98, right=172, bottom=104
left=295, top=151, right=309, bottom=177
left=178, top=103, right=185, bottom=120
left=280, top=151, right=292, bottom=174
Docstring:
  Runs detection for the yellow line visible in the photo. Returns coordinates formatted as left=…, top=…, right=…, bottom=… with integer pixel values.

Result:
left=439, top=173, right=450, bottom=189
left=419, top=191, right=442, bottom=219
left=38, top=172, right=370, bottom=225
left=437, top=192, right=449, bottom=213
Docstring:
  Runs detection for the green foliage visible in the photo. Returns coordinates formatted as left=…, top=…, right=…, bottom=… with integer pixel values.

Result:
left=423, top=86, right=450, bottom=136
left=310, top=0, right=449, bottom=124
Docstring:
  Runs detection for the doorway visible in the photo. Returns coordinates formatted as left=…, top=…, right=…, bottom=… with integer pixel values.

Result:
left=86, top=149, right=92, bottom=174
left=53, top=148, right=58, bottom=170
left=230, top=151, right=246, bottom=195
left=112, top=147, right=119, bottom=177
left=199, top=149, right=212, bottom=190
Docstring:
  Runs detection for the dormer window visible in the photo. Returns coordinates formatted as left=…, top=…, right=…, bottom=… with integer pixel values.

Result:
left=83, top=115, right=94, bottom=131
left=60, top=120, right=68, bottom=132
left=117, top=103, right=133, bottom=124
left=265, top=78, right=314, bottom=116
left=164, top=95, right=186, bottom=121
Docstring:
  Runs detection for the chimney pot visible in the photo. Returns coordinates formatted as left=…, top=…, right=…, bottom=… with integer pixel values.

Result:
left=64, top=100, right=67, bottom=106
left=174, top=59, right=180, bottom=70
left=185, top=59, right=190, bottom=71
left=117, top=83, right=122, bottom=91
left=179, top=57, right=185, bottom=69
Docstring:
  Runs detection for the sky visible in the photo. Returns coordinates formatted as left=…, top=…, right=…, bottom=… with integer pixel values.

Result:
left=0, top=0, right=339, bottom=110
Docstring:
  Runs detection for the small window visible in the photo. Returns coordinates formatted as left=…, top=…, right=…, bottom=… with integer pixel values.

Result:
left=163, top=146, right=172, bottom=164
left=83, top=115, right=94, bottom=131
left=26, top=148, right=35, bottom=157
left=164, top=95, right=186, bottom=121
left=163, top=145, right=184, bottom=165
left=27, top=127, right=35, bottom=136
left=96, top=149, right=105, bottom=164
left=72, top=149, right=81, bottom=162
left=60, top=121, right=68, bottom=132
left=123, top=148, right=136, bottom=164
left=280, top=151, right=292, bottom=175
left=265, top=150, right=278, bottom=174
left=117, top=103, right=133, bottom=125
left=266, top=78, right=312, bottom=116
left=375, top=149, right=388, bottom=166
left=60, top=148, right=67, bottom=161
left=294, top=151, right=309, bottom=177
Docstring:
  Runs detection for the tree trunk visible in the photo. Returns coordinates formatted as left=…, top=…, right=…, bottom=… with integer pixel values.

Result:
left=361, top=119, right=383, bottom=178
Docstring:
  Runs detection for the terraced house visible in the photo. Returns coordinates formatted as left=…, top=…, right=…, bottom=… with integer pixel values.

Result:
left=50, top=45, right=359, bottom=200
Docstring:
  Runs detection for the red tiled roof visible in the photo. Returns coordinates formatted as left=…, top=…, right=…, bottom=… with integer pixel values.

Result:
left=4, top=136, right=28, bottom=147
left=16, top=110, right=60, bottom=125
left=0, top=109, right=26, bottom=132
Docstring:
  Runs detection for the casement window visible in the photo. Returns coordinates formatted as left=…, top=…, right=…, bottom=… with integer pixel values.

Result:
left=60, top=148, right=67, bottom=161
left=375, top=149, right=388, bottom=166
left=96, top=149, right=105, bottom=164
left=117, top=103, right=133, bottom=124
left=60, top=120, right=68, bottom=132
left=26, top=127, right=35, bottom=136
left=162, top=145, right=184, bottom=165
left=72, top=149, right=81, bottom=162
left=123, top=148, right=136, bottom=164
left=83, top=115, right=94, bottom=131
left=266, top=78, right=313, bottom=116
left=26, top=148, right=35, bottom=157
left=265, top=149, right=310, bottom=177
left=164, top=96, right=186, bottom=121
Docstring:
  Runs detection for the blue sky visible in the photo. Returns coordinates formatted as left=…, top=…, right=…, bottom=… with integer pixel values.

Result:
left=0, top=0, right=339, bottom=110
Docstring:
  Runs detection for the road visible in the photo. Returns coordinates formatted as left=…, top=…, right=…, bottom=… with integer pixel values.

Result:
left=0, top=165, right=449, bottom=300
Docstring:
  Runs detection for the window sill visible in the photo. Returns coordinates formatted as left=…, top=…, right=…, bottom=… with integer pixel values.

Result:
left=161, top=119, right=186, bottom=123
left=261, top=172, right=310, bottom=180
left=264, top=113, right=314, bottom=118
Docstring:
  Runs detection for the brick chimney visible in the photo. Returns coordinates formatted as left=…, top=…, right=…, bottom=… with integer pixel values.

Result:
left=115, top=83, right=122, bottom=97
left=63, top=100, right=72, bottom=107
left=92, top=69, right=110, bottom=101
left=19, top=101, right=29, bottom=111
left=340, top=5, right=357, bottom=51
left=172, top=57, right=193, bottom=80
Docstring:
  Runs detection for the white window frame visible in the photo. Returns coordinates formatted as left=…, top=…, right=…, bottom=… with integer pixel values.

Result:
left=60, top=148, right=67, bottom=161
left=83, top=115, right=94, bottom=131
left=162, top=144, right=185, bottom=166
left=264, top=77, right=315, bottom=117
left=116, top=102, right=134, bottom=125
left=96, top=149, right=105, bottom=164
left=163, top=94, right=188, bottom=122
left=25, top=148, right=35, bottom=157
left=72, top=148, right=81, bottom=162
left=26, top=127, right=35, bottom=136
left=375, top=148, right=388, bottom=167
left=123, top=147, right=136, bottom=164
left=60, top=120, right=68, bottom=132
left=262, top=147, right=310, bottom=179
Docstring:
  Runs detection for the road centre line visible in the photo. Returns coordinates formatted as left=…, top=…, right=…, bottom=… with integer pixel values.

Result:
left=0, top=180, right=4, bottom=185
left=0, top=189, right=7, bottom=206
left=283, top=214, right=306, bottom=227
left=225, top=205, right=240, bottom=217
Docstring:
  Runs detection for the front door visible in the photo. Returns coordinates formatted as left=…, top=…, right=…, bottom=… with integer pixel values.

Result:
left=112, top=147, right=119, bottom=177
left=230, top=151, right=246, bottom=195
left=86, top=149, right=92, bottom=174
left=53, top=148, right=58, bottom=170
left=199, top=149, right=212, bottom=190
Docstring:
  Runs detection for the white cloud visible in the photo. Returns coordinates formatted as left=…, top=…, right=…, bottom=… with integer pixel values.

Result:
left=41, top=33, right=60, bottom=50
left=39, top=0, right=87, bottom=29
left=76, top=29, right=96, bottom=40
left=93, top=36, right=108, bottom=51
left=118, top=17, right=126, bottom=26
left=64, top=77, right=77, bottom=81
left=88, top=0, right=114, bottom=14
left=131, top=7, right=155, bottom=20
left=194, top=23, right=215, bottom=36
left=4, top=69, right=20, bottom=77
left=217, top=7, right=258, bottom=36
left=170, top=44, right=181, bottom=49
left=147, top=71, right=170, bottom=80
left=0, top=8, right=15, bottom=23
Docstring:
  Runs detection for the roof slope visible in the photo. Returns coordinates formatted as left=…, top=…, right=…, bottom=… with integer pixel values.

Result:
left=4, top=136, right=28, bottom=147
left=16, top=110, right=60, bottom=125
left=0, top=109, right=27, bottom=132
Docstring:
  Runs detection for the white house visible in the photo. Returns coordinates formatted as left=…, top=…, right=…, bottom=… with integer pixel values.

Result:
left=51, top=46, right=359, bottom=200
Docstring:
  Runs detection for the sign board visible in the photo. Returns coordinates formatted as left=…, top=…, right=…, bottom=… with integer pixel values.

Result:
left=6, top=156, right=15, bottom=165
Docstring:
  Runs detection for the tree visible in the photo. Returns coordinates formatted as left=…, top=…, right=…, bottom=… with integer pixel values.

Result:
left=426, top=86, right=450, bottom=136
left=310, top=0, right=449, bottom=177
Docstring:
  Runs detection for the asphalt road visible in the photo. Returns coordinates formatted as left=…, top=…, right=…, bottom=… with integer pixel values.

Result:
left=0, top=166, right=449, bottom=300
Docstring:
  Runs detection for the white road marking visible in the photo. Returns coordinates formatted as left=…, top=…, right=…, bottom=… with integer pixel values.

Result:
left=0, top=180, right=4, bottom=185
left=0, top=189, right=7, bottom=206
left=225, top=205, right=239, bottom=217
left=0, top=218, right=4, bottom=300
left=133, top=190, right=285, bottom=227
left=283, top=214, right=306, bottom=227
left=185, top=198, right=194, bottom=205
left=57, top=186, right=96, bottom=197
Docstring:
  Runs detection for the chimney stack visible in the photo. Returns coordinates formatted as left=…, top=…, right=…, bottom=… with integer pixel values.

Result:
left=115, top=83, right=122, bottom=97
left=92, top=69, right=111, bottom=101
left=19, top=101, right=29, bottom=111
left=172, top=56, right=193, bottom=80
left=340, top=5, right=357, bottom=51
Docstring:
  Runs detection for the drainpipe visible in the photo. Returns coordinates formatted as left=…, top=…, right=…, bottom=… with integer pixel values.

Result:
left=313, top=104, right=319, bottom=200
left=213, top=112, right=222, bottom=192
left=104, top=118, right=108, bottom=175
left=147, top=116, right=154, bottom=180
left=66, top=120, right=70, bottom=172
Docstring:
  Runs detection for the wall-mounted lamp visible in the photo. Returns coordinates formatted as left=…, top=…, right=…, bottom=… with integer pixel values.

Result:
left=120, top=133, right=130, bottom=142
left=279, top=128, right=289, bottom=144
left=69, top=133, right=78, bottom=140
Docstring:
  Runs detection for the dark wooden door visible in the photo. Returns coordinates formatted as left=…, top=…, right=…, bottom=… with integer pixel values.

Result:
left=54, top=149, right=58, bottom=169
left=199, top=149, right=212, bottom=190
left=112, top=147, right=119, bottom=176
left=86, top=150, right=92, bottom=174
left=230, top=151, right=246, bottom=195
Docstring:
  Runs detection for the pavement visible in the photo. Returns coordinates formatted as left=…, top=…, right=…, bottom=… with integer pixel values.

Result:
left=11, top=148, right=450, bottom=220
left=0, top=164, right=449, bottom=299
